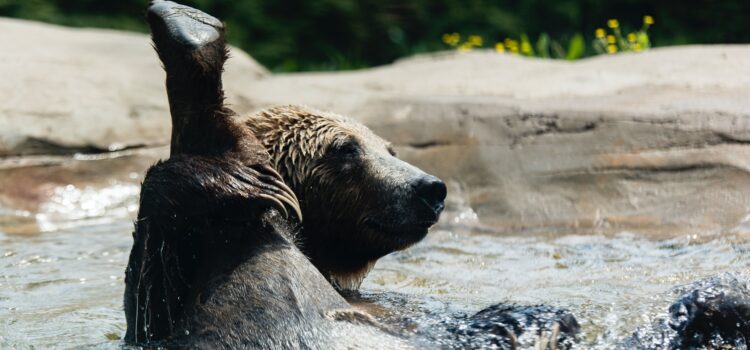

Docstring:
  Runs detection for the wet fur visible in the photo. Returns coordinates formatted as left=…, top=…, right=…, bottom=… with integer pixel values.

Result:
left=127, top=3, right=573, bottom=349
left=622, top=273, right=750, bottom=350
left=244, top=106, right=442, bottom=290
left=124, top=2, right=406, bottom=347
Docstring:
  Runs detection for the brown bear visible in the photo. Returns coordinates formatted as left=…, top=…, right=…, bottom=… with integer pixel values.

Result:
left=243, top=106, right=446, bottom=291
left=126, top=2, right=584, bottom=349
left=124, top=0, right=442, bottom=347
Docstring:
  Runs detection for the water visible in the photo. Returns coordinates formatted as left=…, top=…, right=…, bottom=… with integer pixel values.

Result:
left=1, top=185, right=750, bottom=349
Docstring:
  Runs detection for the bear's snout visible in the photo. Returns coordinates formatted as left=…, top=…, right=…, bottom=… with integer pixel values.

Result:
left=411, top=175, right=447, bottom=217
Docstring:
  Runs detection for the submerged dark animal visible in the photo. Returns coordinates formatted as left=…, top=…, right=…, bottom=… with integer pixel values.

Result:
left=348, top=292, right=580, bottom=350
left=622, top=273, right=750, bottom=350
left=452, top=304, right=580, bottom=349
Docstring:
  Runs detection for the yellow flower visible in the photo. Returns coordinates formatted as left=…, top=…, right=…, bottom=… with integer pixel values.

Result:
left=504, top=38, right=519, bottom=51
left=627, top=33, right=637, bottom=42
left=607, top=35, right=616, bottom=44
left=458, top=42, right=473, bottom=52
left=595, top=28, right=606, bottom=38
left=607, top=19, right=619, bottom=29
left=468, top=35, right=483, bottom=46
left=442, top=33, right=460, bottom=46
left=634, top=43, right=642, bottom=52
left=644, top=15, right=654, bottom=25
left=607, top=44, right=617, bottom=54
left=495, top=43, right=505, bottom=53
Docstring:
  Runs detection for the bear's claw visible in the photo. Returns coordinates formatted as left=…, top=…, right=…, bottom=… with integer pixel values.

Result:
left=147, top=0, right=223, bottom=50
left=245, top=164, right=303, bottom=222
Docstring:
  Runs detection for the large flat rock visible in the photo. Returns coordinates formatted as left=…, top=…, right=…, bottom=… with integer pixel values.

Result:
left=0, top=18, right=267, bottom=156
left=2, top=17, right=750, bottom=237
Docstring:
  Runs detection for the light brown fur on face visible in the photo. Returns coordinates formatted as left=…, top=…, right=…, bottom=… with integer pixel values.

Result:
left=241, top=105, right=445, bottom=291
left=242, top=105, right=393, bottom=190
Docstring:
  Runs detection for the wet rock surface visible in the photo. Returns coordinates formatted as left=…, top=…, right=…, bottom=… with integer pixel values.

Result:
left=3, top=17, right=750, bottom=237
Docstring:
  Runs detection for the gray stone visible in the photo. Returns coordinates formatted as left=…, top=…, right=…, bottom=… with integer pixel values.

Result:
left=0, top=18, right=267, bottom=157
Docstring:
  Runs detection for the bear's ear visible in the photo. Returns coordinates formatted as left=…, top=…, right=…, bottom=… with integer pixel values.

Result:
left=147, top=0, right=234, bottom=156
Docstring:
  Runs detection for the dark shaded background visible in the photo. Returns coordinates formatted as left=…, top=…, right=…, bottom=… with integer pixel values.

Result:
left=1, top=0, right=748, bottom=71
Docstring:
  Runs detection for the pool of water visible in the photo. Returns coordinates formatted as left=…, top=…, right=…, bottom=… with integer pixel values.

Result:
left=1, top=186, right=749, bottom=349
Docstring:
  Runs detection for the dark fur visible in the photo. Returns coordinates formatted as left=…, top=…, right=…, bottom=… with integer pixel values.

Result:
left=148, top=0, right=266, bottom=162
left=453, top=304, right=580, bottom=349
left=622, top=273, right=750, bottom=350
left=346, top=292, right=580, bottom=350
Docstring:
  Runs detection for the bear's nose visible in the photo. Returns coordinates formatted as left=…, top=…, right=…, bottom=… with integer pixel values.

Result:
left=413, top=175, right=447, bottom=214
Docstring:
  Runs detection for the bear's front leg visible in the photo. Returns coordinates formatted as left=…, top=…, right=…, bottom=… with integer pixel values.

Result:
left=124, top=154, right=299, bottom=344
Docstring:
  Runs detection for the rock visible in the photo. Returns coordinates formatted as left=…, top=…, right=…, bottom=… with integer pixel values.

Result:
left=3, top=17, right=750, bottom=237
left=0, top=18, right=267, bottom=157
left=238, top=47, right=750, bottom=237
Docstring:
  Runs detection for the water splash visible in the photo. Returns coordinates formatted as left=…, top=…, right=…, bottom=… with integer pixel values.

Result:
left=442, top=181, right=479, bottom=227
left=35, top=183, right=139, bottom=232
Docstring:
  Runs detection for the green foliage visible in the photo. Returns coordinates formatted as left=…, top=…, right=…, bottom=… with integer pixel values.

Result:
left=520, top=34, right=534, bottom=56
left=566, top=34, right=585, bottom=60
left=591, top=16, right=653, bottom=55
left=444, top=17, right=649, bottom=61
left=1, top=0, right=749, bottom=71
left=535, top=33, right=550, bottom=58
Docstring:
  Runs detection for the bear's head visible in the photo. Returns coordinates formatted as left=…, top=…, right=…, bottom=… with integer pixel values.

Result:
left=245, top=105, right=446, bottom=290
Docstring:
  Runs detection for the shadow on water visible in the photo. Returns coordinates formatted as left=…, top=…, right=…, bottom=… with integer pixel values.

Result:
left=1, top=184, right=749, bottom=348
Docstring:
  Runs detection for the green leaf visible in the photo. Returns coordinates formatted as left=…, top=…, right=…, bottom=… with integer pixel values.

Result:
left=520, top=34, right=534, bottom=56
left=550, top=40, right=566, bottom=59
left=638, top=31, right=651, bottom=49
left=536, top=33, right=550, bottom=58
left=566, top=33, right=585, bottom=60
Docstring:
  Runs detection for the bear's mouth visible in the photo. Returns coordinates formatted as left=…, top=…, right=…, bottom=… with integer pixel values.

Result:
left=364, top=218, right=437, bottom=231
left=363, top=219, right=436, bottom=244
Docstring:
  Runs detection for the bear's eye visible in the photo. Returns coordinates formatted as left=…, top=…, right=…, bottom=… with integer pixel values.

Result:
left=334, top=140, right=360, bottom=157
